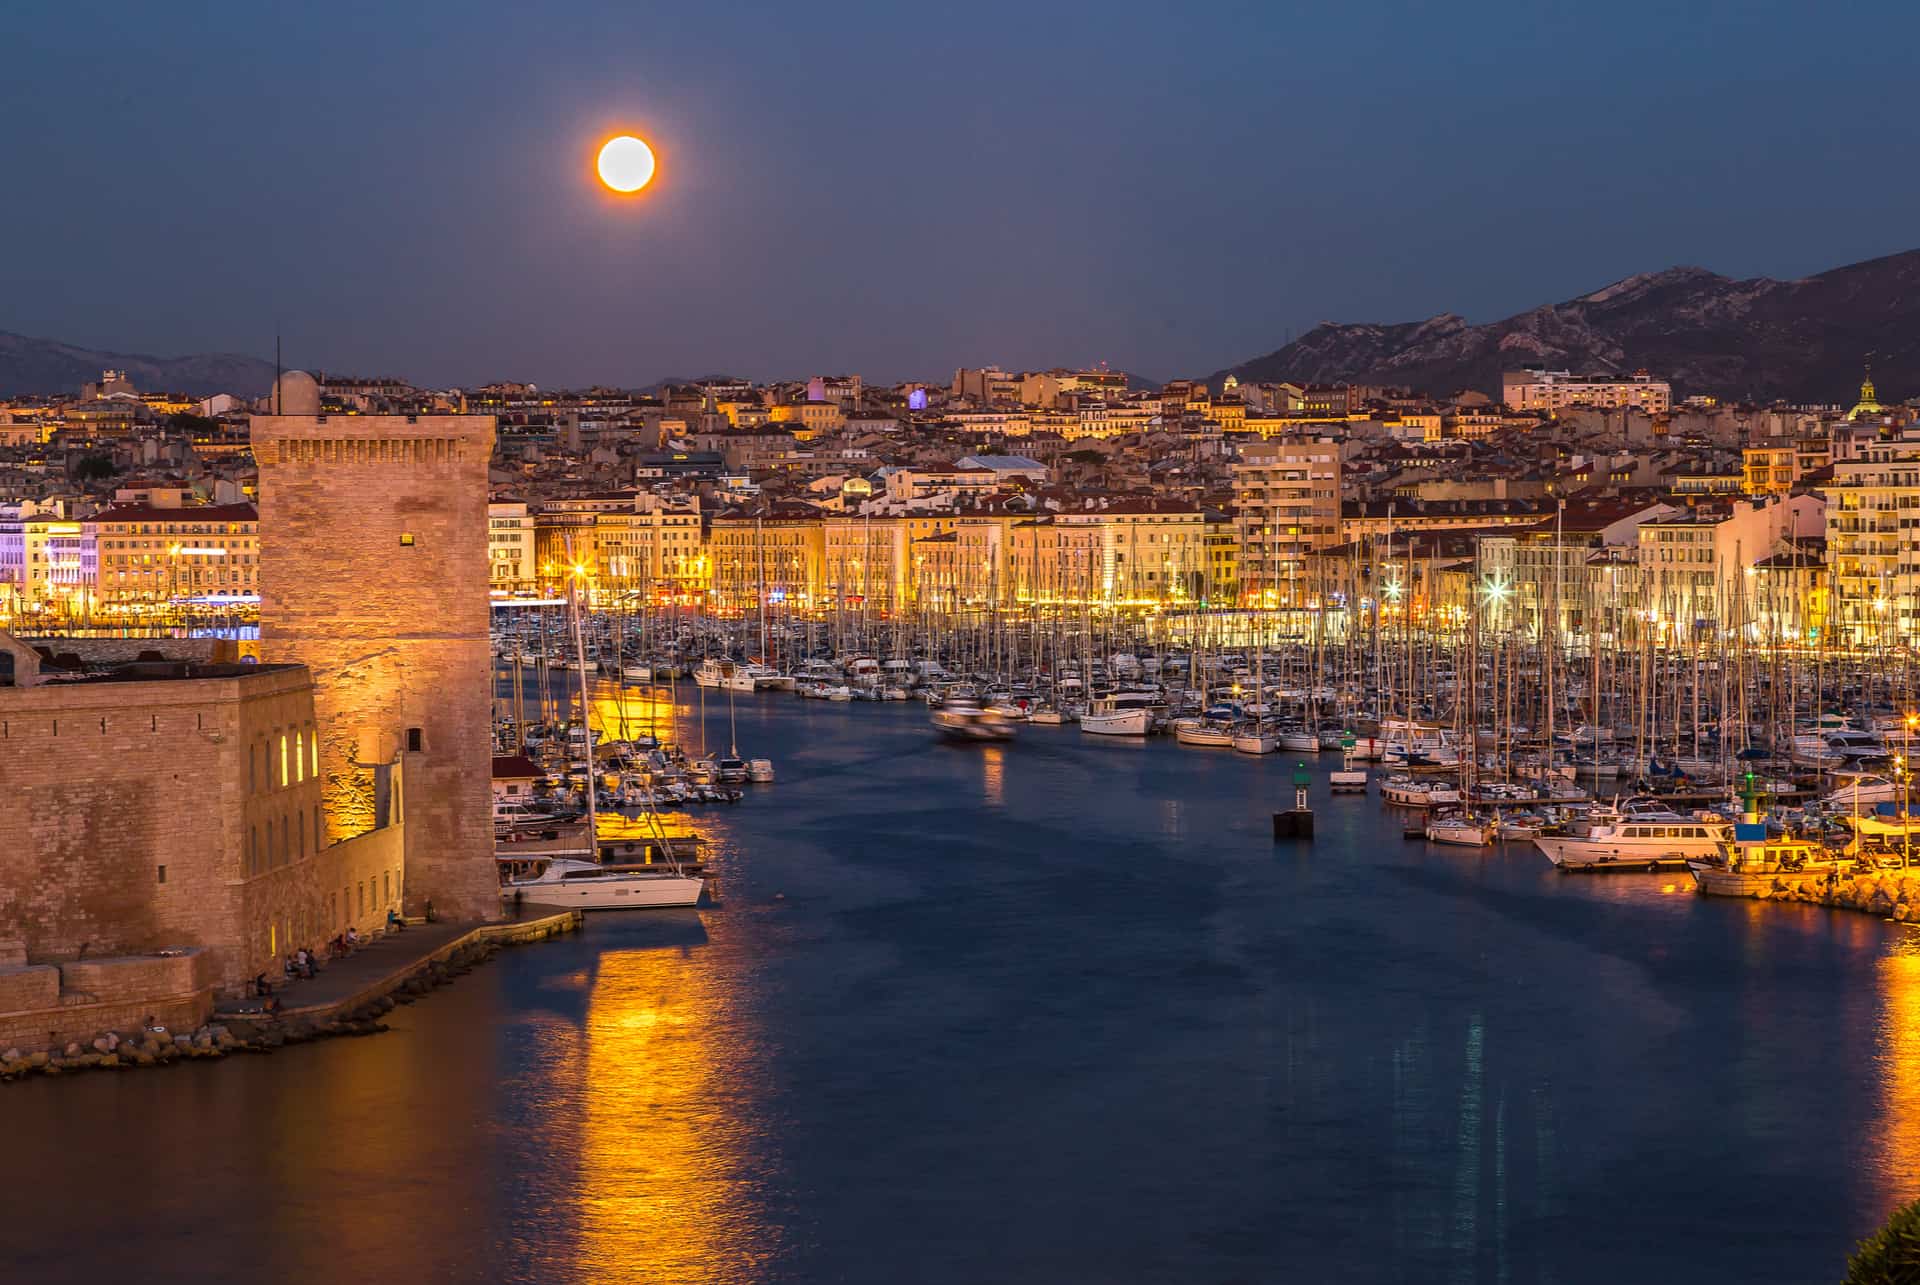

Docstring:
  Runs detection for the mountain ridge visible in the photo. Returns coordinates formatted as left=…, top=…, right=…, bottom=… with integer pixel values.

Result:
left=1215, top=250, right=1920, bottom=404
left=0, top=331, right=277, bottom=399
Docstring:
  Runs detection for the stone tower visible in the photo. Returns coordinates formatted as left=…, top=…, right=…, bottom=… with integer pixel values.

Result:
left=252, top=372, right=500, bottom=921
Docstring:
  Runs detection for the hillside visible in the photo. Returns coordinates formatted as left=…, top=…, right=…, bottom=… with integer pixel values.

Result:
left=0, top=330, right=277, bottom=398
left=1216, top=250, right=1920, bottom=404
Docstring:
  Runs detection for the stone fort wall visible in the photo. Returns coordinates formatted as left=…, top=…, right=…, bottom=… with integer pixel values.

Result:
left=252, top=409, right=499, bottom=922
left=0, top=664, right=406, bottom=994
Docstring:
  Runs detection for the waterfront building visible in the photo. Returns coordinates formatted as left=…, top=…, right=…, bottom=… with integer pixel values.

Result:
left=594, top=495, right=705, bottom=602
left=1004, top=516, right=1103, bottom=605
left=707, top=507, right=826, bottom=615
left=1500, top=368, right=1672, bottom=415
left=89, top=498, right=258, bottom=613
left=1057, top=500, right=1208, bottom=606
left=1635, top=497, right=1815, bottom=634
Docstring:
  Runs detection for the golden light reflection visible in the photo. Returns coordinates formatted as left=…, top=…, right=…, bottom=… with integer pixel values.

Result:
left=572, top=935, right=777, bottom=1281
left=1878, top=946, right=1920, bottom=1207
left=982, top=745, right=1005, bottom=808
left=589, top=679, right=689, bottom=746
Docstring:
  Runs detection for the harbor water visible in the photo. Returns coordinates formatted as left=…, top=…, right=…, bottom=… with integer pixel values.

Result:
left=8, top=692, right=1919, bottom=1283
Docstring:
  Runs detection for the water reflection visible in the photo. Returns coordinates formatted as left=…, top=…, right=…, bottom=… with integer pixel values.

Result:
left=565, top=926, right=779, bottom=1283
left=981, top=745, right=1005, bottom=808
left=590, top=680, right=683, bottom=745
left=1879, top=939, right=1920, bottom=1208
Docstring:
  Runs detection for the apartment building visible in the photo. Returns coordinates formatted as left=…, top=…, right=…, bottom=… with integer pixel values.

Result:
left=1500, top=369, right=1671, bottom=415
left=1231, top=435, right=1342, bottom=605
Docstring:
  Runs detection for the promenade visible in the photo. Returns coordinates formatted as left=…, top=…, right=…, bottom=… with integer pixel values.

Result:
left=216, top=912, right=579, bottom=1023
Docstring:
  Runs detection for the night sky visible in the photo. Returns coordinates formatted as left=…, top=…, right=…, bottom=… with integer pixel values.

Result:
left=4, top=0, right=1916, bottom=388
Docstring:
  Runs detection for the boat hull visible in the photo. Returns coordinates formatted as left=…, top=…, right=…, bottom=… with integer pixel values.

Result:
left=506, top=874, right=704, bottom=909
left=1081, top=709, right=1152, bottom=737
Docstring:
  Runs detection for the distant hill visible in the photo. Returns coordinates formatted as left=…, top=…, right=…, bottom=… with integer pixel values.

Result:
left=1214, top=249, right=1920, bottom=404
left=0, top=330, right=277, bottom=398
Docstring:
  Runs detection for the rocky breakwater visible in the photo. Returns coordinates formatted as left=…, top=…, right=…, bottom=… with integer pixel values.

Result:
left=0, top=936, right=507, bottom=1082
left=1733, top=868, right=1920, bottom=919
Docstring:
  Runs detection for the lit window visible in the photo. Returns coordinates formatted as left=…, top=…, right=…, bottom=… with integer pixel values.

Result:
left=280, top=734, right=289, bottom=787
left=295, top=731, right=304, bottom=782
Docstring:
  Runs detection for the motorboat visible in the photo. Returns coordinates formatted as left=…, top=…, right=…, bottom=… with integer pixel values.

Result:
left=1081, top=692, right=1157, bottom=737
left=501, top=858, right=704, bottom=910
left=1688, top=825, right=1848, bottom=897
left=1426, top=814, right=1493, bottom=847
left=1381, top=775, right=1463, bottom=808
left=1823, top=775, right=1903, bottom=810
left=1279, top=729, right=1320, bottom=753
left=932, top=699, right=1017, bottom=742
left=1534, top=812, right=1731, bottom=871
left=693, top=658, right=757, bottom=693
left=746, top=758, right=775, bottom=783
left=493, top=799, right=581, bottom=835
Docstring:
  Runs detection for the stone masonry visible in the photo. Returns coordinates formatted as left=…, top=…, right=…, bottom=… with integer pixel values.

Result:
left=251, top=373, right=499, bottom=922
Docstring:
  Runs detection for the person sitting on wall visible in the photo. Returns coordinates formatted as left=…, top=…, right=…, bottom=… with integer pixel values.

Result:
left=253, top=973, right=271, bottom=998
left=387, top=908, right=405, bottom=933
left=424, top=898, right=437, bottom=924
left=327, top=934, right=348, bottom=960
left=346, top=926, right=361, bottom=950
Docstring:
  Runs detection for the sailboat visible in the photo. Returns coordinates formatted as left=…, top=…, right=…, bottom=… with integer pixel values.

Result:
left=502, top=548, right=703, bottom=912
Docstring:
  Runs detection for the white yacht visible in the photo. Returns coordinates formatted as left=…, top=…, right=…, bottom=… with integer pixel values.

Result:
left=502, top=858, right=704, bottom=909
left=1535, top=813, right=1731, bottom=870
left=1822, top=775, right=1902, bottom=810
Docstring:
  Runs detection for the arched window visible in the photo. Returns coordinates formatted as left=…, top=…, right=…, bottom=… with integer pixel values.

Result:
left=295, top=732, right=304, bottom=782
left=280, top=734, right=289, bottom=788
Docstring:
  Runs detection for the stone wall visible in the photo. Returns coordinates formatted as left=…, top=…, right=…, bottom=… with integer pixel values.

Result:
left=17, top=637, right=250, bottom=666
left=0, top=949, right=211, bottom=1052
left=0, top=665, right=322, bottom=990
left=252, top=411, right=499, bottom=922
left=0, top=663, right=403, bottom=994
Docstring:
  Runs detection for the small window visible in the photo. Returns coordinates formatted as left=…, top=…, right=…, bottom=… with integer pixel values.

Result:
left=399, top=532, right=416, bottom=546
left=156, top=864, right=167, bottom=885
left=406, top=727, right=424, bottom=753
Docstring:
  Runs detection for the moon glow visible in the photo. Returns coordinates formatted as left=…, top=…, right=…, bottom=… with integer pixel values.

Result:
left=596, top=135, right=657, bottom=194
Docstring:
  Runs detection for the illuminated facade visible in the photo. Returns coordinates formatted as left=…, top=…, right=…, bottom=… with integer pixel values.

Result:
left=487, top=501, right=534, bottom=594
left=1232, top=435, right=1343, bottom=604
left=89, top=501, right=258, bottom=610
left=1500, top=368, right=1671, bottom=415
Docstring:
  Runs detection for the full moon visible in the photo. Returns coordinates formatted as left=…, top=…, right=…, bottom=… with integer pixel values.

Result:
left=596, top=135, right=656, bottom=194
